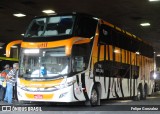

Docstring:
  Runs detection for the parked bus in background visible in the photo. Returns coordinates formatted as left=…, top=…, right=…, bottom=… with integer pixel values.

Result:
left=6, top=13, right=154, bottom=106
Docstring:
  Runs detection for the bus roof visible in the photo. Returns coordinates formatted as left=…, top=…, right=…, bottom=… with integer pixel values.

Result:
left=33, top=12, right=96, bottom=19
left=102, top=20, right=152, bottom=47
left=33, top=12, right=152, bottom=48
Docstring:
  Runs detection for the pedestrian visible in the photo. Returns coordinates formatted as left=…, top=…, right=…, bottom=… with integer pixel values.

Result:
left=3, top=64, right=10, bottom=74
left=4, top=63, right=19, bottom=104
left=0, top=64, right=10, bottom=101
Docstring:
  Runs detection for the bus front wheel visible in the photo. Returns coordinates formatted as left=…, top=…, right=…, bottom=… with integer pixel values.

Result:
left=90, top=87, right=99, bottom=106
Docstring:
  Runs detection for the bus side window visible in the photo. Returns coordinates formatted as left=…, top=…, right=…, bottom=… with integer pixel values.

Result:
left=72, top=43, right=91, bottom=72
left=99, top=24, right=112, bottom=45
left=76, top=17, right=98, bottom=38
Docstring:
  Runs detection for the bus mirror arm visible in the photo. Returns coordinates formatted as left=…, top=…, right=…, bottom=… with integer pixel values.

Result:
left=6, top=40, right=23, bottom=57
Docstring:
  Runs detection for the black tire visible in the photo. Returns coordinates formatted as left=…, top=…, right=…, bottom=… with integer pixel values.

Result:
left=143, top=84, right=148, bottom=100
left=139, top=84, right=147, bottom=100
left=133, top=88, right=141, bottom=101
left=139, top=84, right=144, bottom=100
left=90, top=87, right=99, bottom=106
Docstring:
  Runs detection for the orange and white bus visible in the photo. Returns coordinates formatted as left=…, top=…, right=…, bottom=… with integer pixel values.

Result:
left=6, top=13, right=154, bottom=106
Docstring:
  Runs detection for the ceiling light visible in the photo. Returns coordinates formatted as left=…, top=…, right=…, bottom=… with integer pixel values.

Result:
left=157, top=54, right=160, bottom=57
left=13, top=13, right=26, bottom=17
left=0, top=47, right=3, bottom=49
left=42, top=10, right=55, bottom=14
left=149, top=0, right=160, bottom=1
left=21, top=33, right=24, bottom=36
left=11, top=46, right=18, bottom=48
left=24, top=49, right=40, bottom=54
left=140, top=23, right=151, bottom=26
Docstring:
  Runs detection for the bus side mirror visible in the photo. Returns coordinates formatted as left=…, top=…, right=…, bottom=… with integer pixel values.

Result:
left=6, top=40, right=22, bottom=57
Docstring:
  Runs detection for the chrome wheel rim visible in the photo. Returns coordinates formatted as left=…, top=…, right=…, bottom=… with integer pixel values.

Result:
left=137, top=89, right=141, bottom=100
left=91, top=89, right=98, bottom=104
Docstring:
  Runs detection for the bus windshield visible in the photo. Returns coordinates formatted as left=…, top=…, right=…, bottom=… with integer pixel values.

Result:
left=20, top=47, right=70, bottom=79
left=24, top=16, right=75, bottom=37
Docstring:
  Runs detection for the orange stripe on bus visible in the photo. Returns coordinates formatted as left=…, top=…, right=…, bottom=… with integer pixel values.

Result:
left=19, top=78, right=63, bottom=88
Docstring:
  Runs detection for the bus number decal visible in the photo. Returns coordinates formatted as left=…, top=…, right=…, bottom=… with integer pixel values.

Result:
left=37, top=43, right=48, bottom=48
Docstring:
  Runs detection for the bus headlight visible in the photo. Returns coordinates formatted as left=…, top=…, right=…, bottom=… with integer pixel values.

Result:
left=17, top=84, right=27, bottom=91
left=57, top=80, right=76, bottom=89
left=153, top=73, right=157, bottom=79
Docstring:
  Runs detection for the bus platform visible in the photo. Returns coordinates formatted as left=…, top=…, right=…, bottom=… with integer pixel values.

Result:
left=0, top=100, right=22, bottom=106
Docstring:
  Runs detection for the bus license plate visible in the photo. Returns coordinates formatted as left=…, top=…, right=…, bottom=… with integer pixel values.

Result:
left=34, top=94, right=43, bottom=99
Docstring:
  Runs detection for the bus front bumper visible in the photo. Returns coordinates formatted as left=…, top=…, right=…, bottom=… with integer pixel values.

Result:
left=17, top=85, right=75, bottom=102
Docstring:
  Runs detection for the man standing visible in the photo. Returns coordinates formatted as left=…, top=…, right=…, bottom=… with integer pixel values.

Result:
left=3, top=64, right=10, bottom=74
left=4, top=63, right=19, bottom=104
left=0, top=64, right=10, bottom=101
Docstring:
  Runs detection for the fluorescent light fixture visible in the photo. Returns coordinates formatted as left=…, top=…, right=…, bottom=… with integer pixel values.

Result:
left=11, top=46, right=18, bottom=48
left=42, top=10, right=55, bottom=14
left=93, top=17, right=99, bottom=20
left=140, top=23, right=151, bottom=26
left=149, top=0, right=160, bottom=1
left=13, top=13, right=26, bottom=17
left=24, top=49, right=40, bottom=54
left=0, top=47, right=3, bottom=49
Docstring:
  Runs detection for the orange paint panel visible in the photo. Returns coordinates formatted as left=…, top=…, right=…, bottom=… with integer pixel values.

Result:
left=25, top=93, right=53, bottom=100
left=21, top=37, right=88, bottom=56
left=106, top=46, right=108, bottom=60
left=125, top=51, right=128, bottom=64
left=131, top=52, right=136, bottom=65
left=100, top=45, right=104, bottom=61
left=121, top=49, right=125, bottom=63
left=74, top=38, right=91, bottom=44
left=109, top=45, right=113, bottom=61
left=114, top=47, right=120, bottom=62
left=92, top=36, right=99, bottom=59
left=103, top=21, right=114, bottom=28
left=19, top=78, right=63, bottom=88
left=137, top=55, right=140, bottom=66
left=128, top=52, right=130, bottom=64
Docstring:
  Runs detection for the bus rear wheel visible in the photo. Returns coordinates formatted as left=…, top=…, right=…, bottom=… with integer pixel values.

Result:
left=133, top=85, right=142, bottom=101
left=135, top=88, right=141, bottom=101
left=90, top=87, right=99, bottom=106
left=142, top=84, right=147, bottom=100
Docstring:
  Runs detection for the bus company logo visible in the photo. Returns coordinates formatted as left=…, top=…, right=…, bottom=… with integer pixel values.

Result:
left=2, top=106, right=12, bottom=111
left=37, top=43, right=48, bottom=48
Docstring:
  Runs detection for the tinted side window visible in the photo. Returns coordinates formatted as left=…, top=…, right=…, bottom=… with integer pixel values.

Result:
left=71, top=43, right=91, bottom=72
left=99, top=24, right=112, bottom=45
left=76, top=17, right=98, bottom=38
